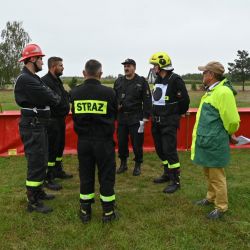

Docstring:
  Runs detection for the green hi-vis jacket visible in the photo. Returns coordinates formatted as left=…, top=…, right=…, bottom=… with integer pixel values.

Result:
left=191, top=79, right=240, bottom=167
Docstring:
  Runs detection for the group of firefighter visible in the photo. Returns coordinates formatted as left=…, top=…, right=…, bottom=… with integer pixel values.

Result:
left=14, top=43, right=240, bottom=223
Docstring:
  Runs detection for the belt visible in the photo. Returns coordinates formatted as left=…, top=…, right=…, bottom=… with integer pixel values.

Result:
left=21, top=107, right=50, bottom=118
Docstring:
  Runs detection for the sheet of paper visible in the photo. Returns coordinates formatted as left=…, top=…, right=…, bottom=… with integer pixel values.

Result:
left=235, top=135, right=250, bottom=146
left=138, top=121, right=145, bottom=133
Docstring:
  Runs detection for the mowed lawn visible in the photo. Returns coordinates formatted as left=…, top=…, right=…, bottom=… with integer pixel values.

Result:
left=0, top=150, right=249, bottom=250
left=0, top=85, right=249, bottom=249
left=1, top=85, right=250, bottom=111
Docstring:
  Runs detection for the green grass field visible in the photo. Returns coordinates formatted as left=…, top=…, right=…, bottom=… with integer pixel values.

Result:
left=0, top=83, right=250, bottom=249
left=0, top=151, right=249, bottom=249
left=1, top=85, right=250, bottom=111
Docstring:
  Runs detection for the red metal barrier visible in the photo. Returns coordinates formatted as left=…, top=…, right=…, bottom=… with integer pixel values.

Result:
left=0, top=109, right=250, bottom=156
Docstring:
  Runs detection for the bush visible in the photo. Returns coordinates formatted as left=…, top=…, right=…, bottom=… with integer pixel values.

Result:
left=191, top=82, right=197, bottom=91
left=101, top=79, right=115, bottom=85
left=68, top=77, right=78, bottom=89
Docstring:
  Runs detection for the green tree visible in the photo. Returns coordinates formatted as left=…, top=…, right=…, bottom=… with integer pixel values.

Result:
left=0, top=21, right=30, bottom=88
left=68, top=76, right=78, bottom=89
left=191, top=82, right=197, bottom=91
left=228, top=50, right=250, bottom=91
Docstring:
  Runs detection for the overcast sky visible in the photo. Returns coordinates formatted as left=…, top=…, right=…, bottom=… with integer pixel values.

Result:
left=1, top=0, right=250, bottom=77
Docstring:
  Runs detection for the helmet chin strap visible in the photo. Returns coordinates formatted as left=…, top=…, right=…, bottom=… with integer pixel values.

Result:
left=29, top=58, right=41, bottom=73
left=158, top=68, right=168, bottom=78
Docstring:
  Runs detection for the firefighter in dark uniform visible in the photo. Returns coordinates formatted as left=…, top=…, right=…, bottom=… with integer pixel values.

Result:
left=41, top=57, right=72, bottom=191
left=149, top=52, right=190, bottom=193
left=114, top=59, right=152, bottom=176
left=70, top=59, right=118, bottom=223
left=14, top=44, right=61, bottom=213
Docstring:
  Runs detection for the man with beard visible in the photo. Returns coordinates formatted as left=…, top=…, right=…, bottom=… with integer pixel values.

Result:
left=14, top=44, right=61, bottom=213
left=42, top=57, right=72, bottom=191
left=149, top=52, right=190, bottom=193
left=114, top=59, right=152, bottom=176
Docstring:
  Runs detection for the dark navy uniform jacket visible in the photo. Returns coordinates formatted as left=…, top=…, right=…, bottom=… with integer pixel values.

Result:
left=70, top=78, right=117, bottom=139
left=41, top=72, right=70, bottom=118
left=14, top=67, right=61, bottom=117
left=114, top=74, right=152, bottom=125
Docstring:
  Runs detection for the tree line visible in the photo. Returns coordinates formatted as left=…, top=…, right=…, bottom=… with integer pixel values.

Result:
left=0, top=21, right=250, bottom=90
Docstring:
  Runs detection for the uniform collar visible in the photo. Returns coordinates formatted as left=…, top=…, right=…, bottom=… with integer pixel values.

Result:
left=22, top=66, right=35, bottom=76
left=84, top=78, right=101, bottom=85
left=48, top=71, right=62, bottom=82
left=156, top=72, right=174, bottom=85
left=48, top=71, right=58, bottom=79
left=22, top=66, right=41, bottom=80
left=208, top=81, right=220, bottom=91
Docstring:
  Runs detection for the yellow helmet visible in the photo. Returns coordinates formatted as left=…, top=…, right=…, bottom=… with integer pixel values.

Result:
left=149, top=52, right=173, bottom=70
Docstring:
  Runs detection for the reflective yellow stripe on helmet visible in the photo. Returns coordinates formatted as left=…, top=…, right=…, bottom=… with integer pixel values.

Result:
left=74, top=100, right=107, bottom=114
left=100, top=194, right=116, bottom=202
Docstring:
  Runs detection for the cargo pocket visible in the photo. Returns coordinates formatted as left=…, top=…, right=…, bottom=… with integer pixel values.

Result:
left=196, top=135, right=213, bottom=148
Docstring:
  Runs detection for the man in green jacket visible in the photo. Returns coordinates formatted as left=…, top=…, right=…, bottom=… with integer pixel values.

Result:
left=191, top=61, right=240, bottom=219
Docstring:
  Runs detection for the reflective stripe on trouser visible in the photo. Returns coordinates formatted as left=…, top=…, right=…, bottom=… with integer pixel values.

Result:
left=26, top=180, right=43, bottom=187
left=169, top=162, right=180, bottom=169
left=78, top=138, right=116, bottom=201
left=117, top=122, right=144, bottom=163
left=48, top=162, right=55, bottom=167
left=80, top=193, right=95, bottom=201
left=203, top=167, right=228, bottom=212
left=19, top=117, right=48, bottom=190
left=100, top=194, right=116, bottom=202
left=152, top=122, right=180, bottom=168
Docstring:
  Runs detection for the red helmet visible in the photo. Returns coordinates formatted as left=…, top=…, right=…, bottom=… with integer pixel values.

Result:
left=18, top=43, right=45, bottom=62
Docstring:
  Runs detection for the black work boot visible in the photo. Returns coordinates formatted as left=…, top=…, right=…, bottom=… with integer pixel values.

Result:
left=79, top=202, right=92, bottom=224
left=37, top=189, right=55, bottom=200
left=44, top=170, right=63, bottom=191
left=102, top=201, right=118, bottom=223
left=26, top=190, right=53, bottom=214
left=116, top=159, right=128, bottom=174
left=153, top=164, right=170, bottom=183
left=54, top=161, right=73, bottom=179
left=163, top=168, right=180, bottom=194
left=133, top=162, right=141, bottom=176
